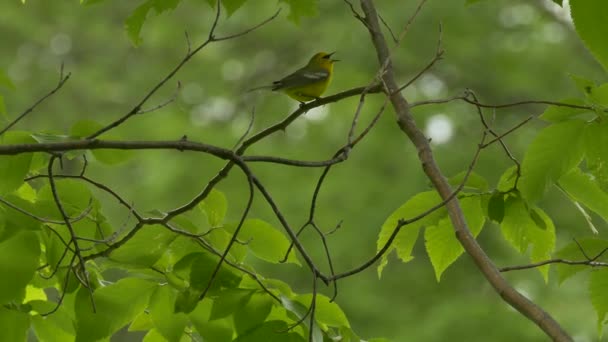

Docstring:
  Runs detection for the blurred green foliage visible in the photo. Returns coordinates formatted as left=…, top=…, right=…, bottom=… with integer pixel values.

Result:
left=1, top=0, right=607, bottom=340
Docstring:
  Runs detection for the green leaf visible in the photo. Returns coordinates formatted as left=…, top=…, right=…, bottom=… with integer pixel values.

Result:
left=296, top=294, right=350, bottom=329
left=424, top=196, right=485, bottom=281
left=190, top=299, right=233, bottom=342
left=0, top=307, right=29, bottom=342
left=233, top=320, right=304, bottom=342
left=0, top=231, right=40, bottom=304
left=0, top=69, right=15, bottom=91
left=226, top=219, right=300, bottom=265
left=37, top=178, right=92, bottom=219
left=278, top=0, right=319, bottom=24
left=588, top=83, right=608, bottom=107
left=233, top=292, right=274, bottom=334
left=222, top=0, right=247, bottom=15
left=570, top=0, right=608, bottom=72
left=109, top=224, right=178, bottom=267
left=0, top=95, right=7, bottom=122
left=539, top=98, right=590, bottom=122
left=210, top=288, right=254, bottom=320
left=149, top=285, right=188, bottom=342
left=569, top=74, right=596, bottom=96
left=125, top=0, right=180, bottom=46
left=500, top=197, right=555, bottom=281
left=71, top=120, right=132, bottom=164
left=590, top=269, right=608, bottom=334
left=129, top=311, right=153, bottom=331
left=497, top=165, right=518, bottom=192
left=200, top=188, right=227, bottom=227
left=377, top=191, right=445, bottom=277
left=204, top=228, right=247, bottom=263
left=585, top=120, right=608, bottom=192
left=75, top=278, right=157, bottom=342
left=500, top=196, right=535, bottom=253
left=526, top=207, right=556, bottom=282
left=559, top=168, right=608, bottom=224
left=487, top=191, right=505, bottom=223
left=0, top=131, right=36, bottom=195
left=280, top=295, right=322, bottom=342
left=555, top=238, right=608, bottom=283
left=447, top=171, right=488, bottom=191
left=519, top=120, right=586, bottom=203
left=172, top=252, right=240, bottom=294
left=32, top=307, right=75, bottom=342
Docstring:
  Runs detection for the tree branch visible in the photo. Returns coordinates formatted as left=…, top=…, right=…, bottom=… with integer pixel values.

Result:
left=358, top=0, right=572, bottom=340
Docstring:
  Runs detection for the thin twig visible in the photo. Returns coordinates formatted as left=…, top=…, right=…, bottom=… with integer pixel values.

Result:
left=0, top=70, right=71, bottom=136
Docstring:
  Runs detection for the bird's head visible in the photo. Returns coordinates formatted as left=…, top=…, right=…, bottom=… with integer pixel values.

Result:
left=308, top=52, right=339, bottom=68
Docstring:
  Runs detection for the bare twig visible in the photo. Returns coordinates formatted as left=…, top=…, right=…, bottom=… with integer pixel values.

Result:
left=87, top=6, right=280, bottom=139
left=47, top=155, right=96, bottom=311
left=0, top=70, right=71, bottom=136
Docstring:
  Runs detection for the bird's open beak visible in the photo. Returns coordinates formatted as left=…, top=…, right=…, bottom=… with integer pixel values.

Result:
left=328, top=52, right=340, bottom=62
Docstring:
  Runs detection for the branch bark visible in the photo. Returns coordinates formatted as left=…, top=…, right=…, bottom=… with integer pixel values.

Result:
left=358, top=1, right=572, bottom=340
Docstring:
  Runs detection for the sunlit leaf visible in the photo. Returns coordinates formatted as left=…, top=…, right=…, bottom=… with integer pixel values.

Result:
left=0, top=231, right=39, bottom=304
left=559, top=168, right=608, bottom=225
left=110, top=224, right=178, bottom=267
left=377, top=191, right=445, bottom=277
left=225, top=219, right=299, bottom=265
left=74, top=278, right=157, bottom=341
left=424, top=196, right=485, bottom=281
left=233, top=292, right=274, bottom=334
left=526, top=207, right=555, bottom=282
left=448, top=171, right=488, bottom=191
left=539, top=98, right=590, bottom=122
left=519, top=120, right=586, bottom=203
left=570, top=0, right=608, bottom=72
left=200, top=188, right=227, bottom=227
left=500, top=197, right=555, bottom=281
left=585, top=120, right=608, bottom=192
left=0, top=307, right=29, bottom=342
left=296, top=293, right=350, bottom=329
left=555, top=238, right=608, bottom=284
left=190, top=299, right=233, bottom=342
left=0, top=131, right=35, bottom=195
left=210, top=288, right=254, bottom=320
left=590, top=269, right=608, bottom=334
left=233, top=320, right=304, bottom=342
left=149, top=285, right=188, bottom=342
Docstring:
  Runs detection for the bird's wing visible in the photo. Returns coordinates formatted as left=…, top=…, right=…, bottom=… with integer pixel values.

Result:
left=271, top=66, right=329, bottom=91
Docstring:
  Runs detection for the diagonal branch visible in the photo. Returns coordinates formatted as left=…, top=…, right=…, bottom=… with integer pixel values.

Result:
left=87, top=6, right=281, bottom=139
left=0, top=68, right=71, bottom=137
left=358, top=0, right=572, bottom=340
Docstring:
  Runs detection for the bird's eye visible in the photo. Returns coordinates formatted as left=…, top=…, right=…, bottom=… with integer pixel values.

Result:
left=322, top=55, right=330, bottom=59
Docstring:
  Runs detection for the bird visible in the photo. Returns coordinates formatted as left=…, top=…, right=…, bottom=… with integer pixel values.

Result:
left=250, top=52, right=339, bottom=103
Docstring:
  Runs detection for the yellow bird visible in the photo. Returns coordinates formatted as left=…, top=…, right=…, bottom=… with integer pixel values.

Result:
left=251, top=52, right=339, bottom=103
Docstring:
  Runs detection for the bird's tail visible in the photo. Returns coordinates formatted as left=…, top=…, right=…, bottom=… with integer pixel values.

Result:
left=246, top=84, right=274, bottom=92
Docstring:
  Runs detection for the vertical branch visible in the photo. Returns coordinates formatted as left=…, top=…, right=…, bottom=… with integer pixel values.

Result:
left=47, top=155, right=96, bottom=311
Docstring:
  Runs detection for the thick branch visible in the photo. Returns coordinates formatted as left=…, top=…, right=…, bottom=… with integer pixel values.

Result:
left=358, top=0, right=571, bottom=340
